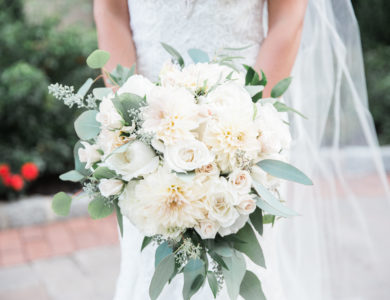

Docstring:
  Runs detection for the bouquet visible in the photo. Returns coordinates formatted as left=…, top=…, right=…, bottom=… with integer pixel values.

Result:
left=49, top=44, right=312, bottom=300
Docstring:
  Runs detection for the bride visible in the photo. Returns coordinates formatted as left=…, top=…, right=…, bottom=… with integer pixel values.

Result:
left=93, top=0, right=390, bottom=299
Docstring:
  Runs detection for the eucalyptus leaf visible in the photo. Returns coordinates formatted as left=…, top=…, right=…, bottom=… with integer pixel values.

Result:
left=77, top=78, right=93, bottom=98
left=250, top=207, right=263, bottom=236
left=161, top=42, right=185, bottom=68
left=206, top=240, right=233, bottom=257
left=114, top=200, right=123, bottom=237
left=253, top=181, right=299, bottom=217
left=74, top=110, right=100, bottom=140
left=112, top=93, right=143, bottom=124
left=86, top=49, right=110, bottom=69
left=59, top=170, right=84, bottom=182
left=263, top=214, right=276, bottom=225
left=208, top=251, right=229, bottom=270
left=155, top=242, right=173, bottom=268
left=239, top=271, right=266, bottom=300
left=93, top=87, right=112, bottom=100
left=271, top=77, right=292, bottom=98
left=88, top=196, right=114, bottom=219
left=222, top=251, right=246, bottom=300
left=183, top=259, right=205, bottom=300
left=188, top=48, right=210, bottom=63
left=52, top=192, right=72, bottom=216
left=257, top=159, right=313, bottom=185
left=93, top=166, right=116, bottom=180
left=149, top=253, right=176, bottom=300
left=207, top=271, right=219, bottom=298
left=141, top=236, right=153, bottom=251
left=273, top=101, right=307, bottom=119
left=110, top=64, right=136, bottom=86
left=245, top=85, right=264, bottom=98
left=232, top=223, right=265, bottom=268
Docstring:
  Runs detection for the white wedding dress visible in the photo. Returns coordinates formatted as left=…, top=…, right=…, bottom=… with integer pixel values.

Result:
left=113, top=0, right=390, bottom=300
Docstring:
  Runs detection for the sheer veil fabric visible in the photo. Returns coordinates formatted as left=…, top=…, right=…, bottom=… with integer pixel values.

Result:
left=113, top=0, right=390, bottom=299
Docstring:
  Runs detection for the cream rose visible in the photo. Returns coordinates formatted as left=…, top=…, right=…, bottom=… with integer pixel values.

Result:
left=96, top=96, right=123, bottom=130
left=78, top=141, right=101, bottom=169
left=219, top=214, right=249, bottom=237
left=165, top=140, right=214, bottom=172
left=118, top=74, right=154, bottom=98
left=98, top=178, right=123, bottom=198
left=195, top=219, right=220, bottom=239
left=236, top=194, right=257, bottom=215
left=105, top=141, right=159, bottom=181
left=229, top=169, right=252, bottom=194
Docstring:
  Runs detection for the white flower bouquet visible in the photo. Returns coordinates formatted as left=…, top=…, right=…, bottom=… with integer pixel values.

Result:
left=49, top=44, right=312, bottom=300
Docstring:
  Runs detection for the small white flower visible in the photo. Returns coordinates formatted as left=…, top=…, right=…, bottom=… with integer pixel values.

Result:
left=218, top=214, right=249, bottom=237
left=105, top=141, right=159, bottom=181
left=165, top=140, right=214, bottom=172
left=229, top=169, right=252, bottom=194
left=98, top=179, right=123, bottom=197
left=96, top=96, right=123, bottom=130
left=195, top=219, right=220, bottom=239
left=118, top=74, right=154, bottom=98
left=78, top=141, right=101, bottom=169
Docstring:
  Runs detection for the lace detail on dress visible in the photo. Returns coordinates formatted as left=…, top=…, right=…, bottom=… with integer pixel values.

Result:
left=128, top=0, right=266, bottom=81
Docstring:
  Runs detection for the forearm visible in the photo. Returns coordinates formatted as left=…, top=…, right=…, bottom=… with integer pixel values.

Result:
left=255, top=1, right=307, bottom=97
left=94, top=0, right=136, bottom=74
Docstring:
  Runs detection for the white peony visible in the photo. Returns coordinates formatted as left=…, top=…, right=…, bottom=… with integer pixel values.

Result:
left=78, top=141, right=101, bottom=169
left=195, top=219, right=220, bottom=239
left=159, top=61, right=183, bottom=87
left=96, top=95, right=123, bottom=130
left=204, top=177, right=240, bottom=227
left=98, top=179, right=123, bottom=198
left=128, top=167, right=205, bottom=236
left=165, top=140, right=214, bottom=172
left=118, top=75, right=154, bottom=98
left=228, top=169, right=252, bottom=195
left=141, top=86, right=203, bottom=145
left=236, top=194, right=257, bottom=215
left=218, top=214, right=249, bottom=237
left=105, top=141, right=159, bottom=181
left=254, top=102, right=291, bottom=154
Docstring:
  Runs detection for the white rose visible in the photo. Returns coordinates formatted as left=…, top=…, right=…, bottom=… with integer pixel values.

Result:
left=105, top=141, right=159, bottom=181
left=78, top=141, right=101, bottom=169
left=236, top=194, right=257, bottom=215
left=118, top=75, right=154, bottom=98
left=97, top=128, right=135, bottom=157
left=165, top=140, right=214, bottom=172
left=159, top=61, right=182, bottom=87
left=229, top=169, right=252, bottom=194
left=195, top=219, right=220, bottom=239
left=96, top=96, right=123, bottom=130
left=254, top=102, right=291, bottom=154
left=98, top=179, right=123, bottom=198
left=219, top=214, right=249, bottom=237
left=205, top=178, right=240, bottom=227
left=195, top=162, right=220, bottom=177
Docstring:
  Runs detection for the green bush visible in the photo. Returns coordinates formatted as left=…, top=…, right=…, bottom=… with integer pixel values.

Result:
left=0, top=0, right=99, bottom=198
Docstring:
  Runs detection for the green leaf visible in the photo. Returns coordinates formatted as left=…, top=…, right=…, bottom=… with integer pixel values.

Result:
left=232, top=223, right=265, bottom=268
left=250, top=207, right=263, bottom=236
left=110, top=64, right=136, bottom=86
left=74, top=110, right=100, bottom=140
left=207, top=271, right=219, bottom=298
left=245, top=85, right=264, bottom=98
left=271, top=77, right=292, bottom=98
left=222, top=251, right=246, bottom=300
left=257, top=159, right=313, bottom=185
left=112, top=93, right=143, bottom=124
left=208, top=250, right=229, bottom=270
left=273, top=101, right=307, bottom=119
left=263, top=214, right=275, bottom=225
left=183, top=259, right=205, bottom=300
left=161, top=42, right=185, bottom=68
left=253, top=181, right=299, bottom=217
left=244, top=65, right=255, bottom=85
left=86, top=49, right=110, bottom=69
left=88, top=196, right=114, bottom=220
left=77, top=78, right=94, bottom=98
left=155, top=242, right=173, bottom=267
left=149, top=253, right=176, bottom=300
left=206, top=239, right=233, bottom=257
left=258, top=70, right=267, bottom=87
left=93, top=87, right=112, bottom=100
left=59, top=170, right=84, bottom=182
left=114, top=200, right=123, bottom=237
left=141, top=236, right=153, bottom=251
left=93, top=166, right=116, bottom=180
left=188, top=48, right=210, bottom=63
left=239, top=271, right=266, bottom=300
left=52, top=192, right=72, bottom=216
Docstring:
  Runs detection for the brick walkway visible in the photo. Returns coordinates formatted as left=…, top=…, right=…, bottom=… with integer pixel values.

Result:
left=0, top=215, right=119, bottom=267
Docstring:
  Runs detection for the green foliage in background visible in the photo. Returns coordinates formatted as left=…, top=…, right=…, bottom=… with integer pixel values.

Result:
left=353, top=0, right=390, bottom=144
left=0, top=0, right=99, bottom=195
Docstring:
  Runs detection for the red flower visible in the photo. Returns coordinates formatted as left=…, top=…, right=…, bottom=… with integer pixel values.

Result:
left=10, top=174, right=24, bottom=191
left=2, top=174, right=13, bottom=187
left=0, top=164, right=10, bottom=178
left=21, top=162, right=39, bottom=181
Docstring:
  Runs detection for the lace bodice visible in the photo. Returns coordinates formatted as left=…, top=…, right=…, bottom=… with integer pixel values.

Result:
left=128, top=0, right=266, bottom=81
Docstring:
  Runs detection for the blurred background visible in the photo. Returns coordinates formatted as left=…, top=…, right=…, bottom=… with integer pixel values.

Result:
left=0, top=0, right=389, bottom=299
